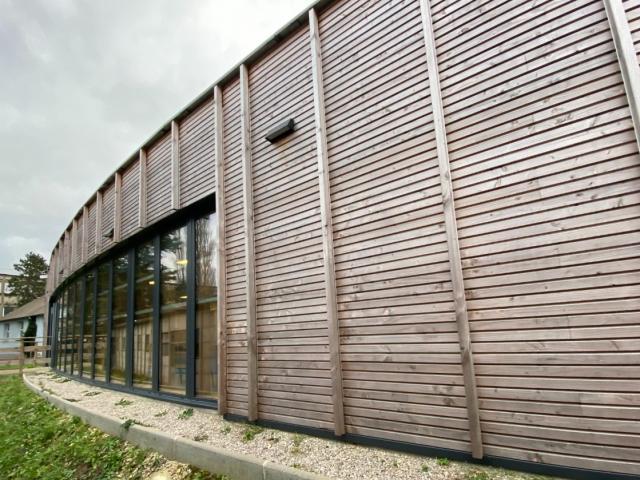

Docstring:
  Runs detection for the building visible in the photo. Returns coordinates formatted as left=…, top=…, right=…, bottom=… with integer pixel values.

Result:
left=0, top=296, right=45, bottom=349
left=0, top=273, right=18, bottom=317
left=44, top=1, right=640, bottom=478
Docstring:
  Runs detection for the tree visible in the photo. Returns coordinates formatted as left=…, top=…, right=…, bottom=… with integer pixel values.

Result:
left=8, top=252, right=48, bottom=307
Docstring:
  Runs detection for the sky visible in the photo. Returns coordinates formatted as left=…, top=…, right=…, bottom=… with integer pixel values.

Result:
left=0, top=0, right=311, bottom=274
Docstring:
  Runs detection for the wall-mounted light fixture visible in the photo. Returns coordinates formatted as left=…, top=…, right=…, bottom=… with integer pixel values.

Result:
left=265, top=118, right=295, bottom=143
left=103, top=228, right=114, bottom=239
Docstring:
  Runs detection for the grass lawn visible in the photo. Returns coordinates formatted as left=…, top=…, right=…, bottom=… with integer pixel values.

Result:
left=0, top=375, right=224, bottom=480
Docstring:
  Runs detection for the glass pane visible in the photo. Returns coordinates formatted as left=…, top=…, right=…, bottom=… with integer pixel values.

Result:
left=195, top=214, right=218, bottom=398
left=133, top=242, right=154, bottom=389
left=63, top=288, right=70, bottom=372
left=94, top=264, right=109, bottom=381
left=72, top=280, right=82, bottom=376
left=110, top=255, right=128, bottom=385
left=82, top=271, right=95, bottom=377
left=160, top=226, right=187, bottom=395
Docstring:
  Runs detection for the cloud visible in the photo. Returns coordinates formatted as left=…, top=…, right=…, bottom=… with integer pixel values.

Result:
left=0, top=0, right=310, bottom=274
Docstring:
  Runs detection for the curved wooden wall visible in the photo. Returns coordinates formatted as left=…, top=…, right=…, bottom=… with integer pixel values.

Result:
left=46, top=0, right=640, bottom=476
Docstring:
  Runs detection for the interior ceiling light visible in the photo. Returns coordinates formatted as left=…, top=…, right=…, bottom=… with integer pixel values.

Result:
left=176, top=259, right=188, bottom=265
left=265, top=118, right=295, bottom=143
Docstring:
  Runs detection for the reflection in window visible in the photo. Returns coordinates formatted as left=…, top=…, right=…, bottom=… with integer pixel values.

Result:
left=72, top=280, right=82, bottom=376
left=110, top=255, right=128, bottom=385
left=160, top=227, right=187, bottom=395
left=82, top=271, right=95, bottom=377
left=94, top=264, right=109, bottom=381
left=63, top=288, right=70, bottom=372
left=195, top=214, right=218, bottom=398
left=133, top=242, right=154, bottom=389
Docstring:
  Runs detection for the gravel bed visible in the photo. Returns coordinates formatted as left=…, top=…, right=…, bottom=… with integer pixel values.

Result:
left=28, top=369, right=558, bottom=480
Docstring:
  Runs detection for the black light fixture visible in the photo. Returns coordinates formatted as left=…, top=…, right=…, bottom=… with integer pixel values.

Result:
left=265, top=118, right=295, bottom=143
left=104, top=228, right=114, bottom=239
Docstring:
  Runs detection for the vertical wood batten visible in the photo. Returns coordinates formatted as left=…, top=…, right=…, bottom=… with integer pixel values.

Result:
left=309, top=7, right=346, bottom=437
left=214, top=85, right=228, bottom=415
left=604, top=0, right=640, bottom=150
left=240, top=64, right=258, bottom=422
left=171, top=120, right=181, bottom=210
left=114, top=172, right=123, bottom=243
left=139, top=149, right=148, bottom=228
left=419, top=0, right=483, bottom=460
left=95, top=191, right=103, bottom=255
left=82, top=206, right=88, bottom=263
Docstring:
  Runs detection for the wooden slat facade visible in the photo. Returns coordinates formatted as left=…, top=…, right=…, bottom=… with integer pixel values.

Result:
left=121, top=158, right=141, bottom=239
left=179, top=96, right=216, bottom=208
left=46, top=1, right=640, bottom=476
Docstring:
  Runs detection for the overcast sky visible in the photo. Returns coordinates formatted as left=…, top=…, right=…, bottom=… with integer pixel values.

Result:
left=0, top=0, right=310, bottom=274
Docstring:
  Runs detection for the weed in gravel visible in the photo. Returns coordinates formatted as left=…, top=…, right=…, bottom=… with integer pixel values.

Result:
left=437, top=457, right=451, bottom=467
left=55, top=378, right=71, bottom=383
left=115, top=398, right=133, bottom=406
left=194, top=433, right=209, bottom=442
left=83, top=391, right=101, bottom=397
left=267, top=434, right=280, bottom=442
left=465, top=470, right=490, bottom=480
left=178, top=408, right=194, bottom=420
left=241, top=424, right=264, bottom=442
left=292, top=463, right=302, bottom=469
left=154, top=409, right=168, bottom=417
left=220, top=424, right=231, bottom=434
left=290, top=433, right=304, bottom=454
left=64, top=398, right=79, bottom=403
left=421, top=464, right=430, bottom=473
left=392, top=460, right=399, bottom=468
left=122, top=419, right=134, bottom=431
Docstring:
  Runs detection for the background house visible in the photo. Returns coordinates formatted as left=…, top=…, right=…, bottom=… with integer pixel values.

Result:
left=0, top=295, right=45, bottom=350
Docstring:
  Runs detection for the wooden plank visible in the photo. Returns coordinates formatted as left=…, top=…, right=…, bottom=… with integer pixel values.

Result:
left=113, top=171, right=122, bottom=243
left=604, top=0, right=640, bottom=149
left=240, top=63, right=258, bottom=422
left=139, top=149, right=147, bottom=228
left=215, top=85, right=227, bottom=415
left=419, top=0, right=483, bottom=460
left=171, top=120, right=180, bottom=210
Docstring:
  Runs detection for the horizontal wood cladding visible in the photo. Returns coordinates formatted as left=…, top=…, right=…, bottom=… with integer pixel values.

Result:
left=100, top=183, right=116, bottom=252
left=249, top=22, right=334, bottom=432
left=437, top=0, right=640, bottom=474
left=320, top=0, right=469, bottom=452
left=120, top=159, right=140, bottom=239
left=222, top=77, right=248, bottom=418
left=179, top=96, right=216, bottom=208
left=146, top=132, right=173, bottom=224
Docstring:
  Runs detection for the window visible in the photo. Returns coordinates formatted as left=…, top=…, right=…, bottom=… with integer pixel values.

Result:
left=82, top=271, right=95, bottom=377
left=110, top=254, right=128, bottom=385
left=94, top=264, right=109, bottom=381
left=3, top=323, right=8, bottom=338
left=160, top=227, right=188, bottom=395
left=195, top=213, right=218, bottom=398
left=133, top=242, right=154, bottom=389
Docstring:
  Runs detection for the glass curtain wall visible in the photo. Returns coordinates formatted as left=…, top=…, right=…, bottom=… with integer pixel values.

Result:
left=160, top=227, right=188, bottom=395
left=82, top=271, right=95, bottom=376
left=110, top=255, right=128, bottom=385
left=51, top=211, right=217, bottom=405
left=134, top=242, right=154, bottom=388
left=94, top=264, right=109, bottom=381
left=195, top=214, right=218, bottom=398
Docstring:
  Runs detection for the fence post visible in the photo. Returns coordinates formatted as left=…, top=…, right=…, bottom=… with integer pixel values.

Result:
left=19, top=337, right=24, bottom=375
